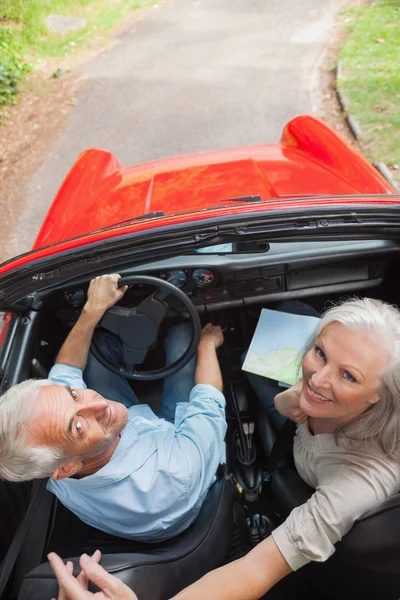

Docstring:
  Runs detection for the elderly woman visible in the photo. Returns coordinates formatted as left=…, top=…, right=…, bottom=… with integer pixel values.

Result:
left=171, top=297, right=400, bottom=600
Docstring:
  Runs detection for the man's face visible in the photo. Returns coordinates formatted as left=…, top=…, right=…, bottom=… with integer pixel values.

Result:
left=28, top=385, right=128, bottom=461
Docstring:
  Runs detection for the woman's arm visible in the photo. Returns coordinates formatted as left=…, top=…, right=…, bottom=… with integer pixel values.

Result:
left=172, top=536, right=291, bottom=600
left=271, top=453, right=400, bottom=571
left=173, top=452, right=400, bottom=600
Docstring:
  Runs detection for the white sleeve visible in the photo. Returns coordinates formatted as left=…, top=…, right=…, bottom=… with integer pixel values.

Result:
left=272, top=454, right=400, bottom=571
left=173, top=384, right=227, bottom=502
left=48, top=363, right=87, bottom=389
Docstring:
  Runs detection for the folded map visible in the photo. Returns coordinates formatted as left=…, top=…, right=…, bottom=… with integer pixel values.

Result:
left=242, top=308, right=320, bottom=385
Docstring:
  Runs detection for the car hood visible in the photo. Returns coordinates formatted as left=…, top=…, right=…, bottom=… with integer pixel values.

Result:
left=0, top=116, right=397, bottom=306
left=33, top=116, right=395, bottom=248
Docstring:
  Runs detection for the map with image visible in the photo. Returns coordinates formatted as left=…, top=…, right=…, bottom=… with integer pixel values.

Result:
left=242, top=308, right=320, bottom=385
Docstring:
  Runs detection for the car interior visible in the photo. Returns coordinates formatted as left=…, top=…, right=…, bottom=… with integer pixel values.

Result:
left=1, top=238, right=400, bottom=599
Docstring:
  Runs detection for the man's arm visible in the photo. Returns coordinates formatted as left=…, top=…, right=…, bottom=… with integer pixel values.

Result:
left=170, top=324, right=226, bottom=505
left=55, top=274, right=127, bottom=370
left=195, top=324, right=224, bottom=391
left=172, top=535, right=291, bottom=600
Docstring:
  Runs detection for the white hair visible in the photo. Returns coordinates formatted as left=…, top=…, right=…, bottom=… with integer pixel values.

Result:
left=0, top=379, right=64, bottom=482
left=304, top=297, right=400, bottom=459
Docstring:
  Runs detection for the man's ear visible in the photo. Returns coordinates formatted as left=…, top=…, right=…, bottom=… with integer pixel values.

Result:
left=52, top=459, right=83, bottom=481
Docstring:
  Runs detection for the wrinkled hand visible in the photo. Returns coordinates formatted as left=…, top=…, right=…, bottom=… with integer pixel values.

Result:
left=85, top=274, right=128, bottom=319
left=48, top=550, right=138, bottom=600
left=199, top=323, right=224, bottom=350
left=274, top=379, right=308, bottom=424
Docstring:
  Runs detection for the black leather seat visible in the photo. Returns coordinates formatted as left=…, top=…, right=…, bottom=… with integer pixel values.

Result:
left=258, top=409, right=400, bottom=600
left=17, top=477, right=234, bottom=600
left=0, top=481, right=32, bottom=566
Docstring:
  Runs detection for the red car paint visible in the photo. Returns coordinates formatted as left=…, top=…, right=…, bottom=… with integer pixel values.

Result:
left=0, top=312, right=12, bottom=349
left=0, top=115, right=396, bottom=277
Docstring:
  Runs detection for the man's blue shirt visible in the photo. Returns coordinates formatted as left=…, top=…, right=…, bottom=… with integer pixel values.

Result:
left=47, top=364, right=226, bottom=541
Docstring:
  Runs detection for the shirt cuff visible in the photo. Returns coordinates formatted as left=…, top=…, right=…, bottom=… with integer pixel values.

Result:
left=271, top=522, right=311, bottom=572
left=49, top=364, right=87, bottom=389
left=189, top=383, right=226, bottom=407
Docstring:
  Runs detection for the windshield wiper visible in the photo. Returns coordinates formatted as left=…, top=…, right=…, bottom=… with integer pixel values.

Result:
left=220, top=206, right=400, bottom=240
left=225, top=195, right=261, bottom=202
left=92, top=197, right=263, bottom=233
left=109, top=211, right=165, bottom=227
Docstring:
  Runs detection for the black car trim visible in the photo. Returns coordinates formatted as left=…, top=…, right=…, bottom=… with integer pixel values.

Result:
left=67, top=193, right=400, bottom=236
left=1, top=204, right=400, bottom=308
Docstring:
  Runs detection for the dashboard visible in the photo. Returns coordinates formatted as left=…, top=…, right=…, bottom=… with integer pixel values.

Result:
left=55, top=239, right=400, bottom=314
left=160, top=268, right=216, bottom=290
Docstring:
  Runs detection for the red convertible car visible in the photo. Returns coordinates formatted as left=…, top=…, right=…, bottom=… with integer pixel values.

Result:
left=0, top=115, right=399, bottom=600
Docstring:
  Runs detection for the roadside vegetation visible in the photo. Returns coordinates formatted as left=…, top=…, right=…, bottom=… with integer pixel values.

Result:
left=338, top=0, right=400, bottom=168
left=0, top=29, right=31, bottom=107
left=0, top=0, right=155, bottom=107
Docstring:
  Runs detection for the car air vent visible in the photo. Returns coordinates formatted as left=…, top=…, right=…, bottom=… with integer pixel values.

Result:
left=230, top=276, right=282, bottom=297
left=259, top=265, right=286, bottom=276
left=233, top=268, right=259, bottom=280
left=233, top=265, right=285, bottom=281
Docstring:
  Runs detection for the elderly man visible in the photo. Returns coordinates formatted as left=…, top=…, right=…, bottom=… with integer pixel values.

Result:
left=0, top=274, right=227, bottom=541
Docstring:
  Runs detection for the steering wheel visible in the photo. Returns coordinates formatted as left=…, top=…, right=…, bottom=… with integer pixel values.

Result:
left=90, top=275, right=201, bottom=381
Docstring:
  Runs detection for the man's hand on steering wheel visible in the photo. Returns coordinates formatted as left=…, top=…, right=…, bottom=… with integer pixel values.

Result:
left=85, top=274, right=128, bottom=322
left=91, top=274, right=202, bottom=381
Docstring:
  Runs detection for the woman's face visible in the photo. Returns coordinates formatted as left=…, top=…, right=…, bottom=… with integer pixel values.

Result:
left=299, top=321, right=388, bottom=424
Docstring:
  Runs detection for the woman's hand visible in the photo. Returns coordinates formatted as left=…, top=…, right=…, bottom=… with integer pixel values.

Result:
left=274, top=379, right=308, bottom=424
left=48, top=551, right=138, bottom=600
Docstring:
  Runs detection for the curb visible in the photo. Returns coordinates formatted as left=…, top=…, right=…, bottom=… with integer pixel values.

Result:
left=335, top=61, right=400, bottom=192
left=335, top=62, right=363, bottom=140
left=373, top=163, right=400, bottom=193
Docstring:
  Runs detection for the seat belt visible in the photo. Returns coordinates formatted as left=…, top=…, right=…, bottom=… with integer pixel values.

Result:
left=264, top=418, right=297, bottom=482
left=0, top=478, right=47, bottom=599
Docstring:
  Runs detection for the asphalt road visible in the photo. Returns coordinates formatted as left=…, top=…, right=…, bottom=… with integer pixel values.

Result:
left=11, top=0, right=346, bottom=258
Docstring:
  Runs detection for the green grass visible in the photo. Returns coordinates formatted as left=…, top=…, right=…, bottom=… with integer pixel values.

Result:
left=0, top=0, right=155, bottom=107
left=338, top=0, right=400, bottom=166
left=0, top=0, right=155, bottom=57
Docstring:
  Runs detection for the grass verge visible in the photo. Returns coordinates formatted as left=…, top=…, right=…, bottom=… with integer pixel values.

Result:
left=0, top=0, right=156, bottom=106
left=0, top=29, right=31, bottom=106
left=338, top=0, right=400, bottom=167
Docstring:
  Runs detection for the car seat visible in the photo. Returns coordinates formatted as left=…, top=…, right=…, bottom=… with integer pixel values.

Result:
left=257, top=407, right=400, bottom=600
left=16, top=477, right=234, bottom=600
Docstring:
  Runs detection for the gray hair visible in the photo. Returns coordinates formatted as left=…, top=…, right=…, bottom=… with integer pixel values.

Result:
left=304, top=297, right=400, bottom=459
left=0, top=379, right=64, bottom=482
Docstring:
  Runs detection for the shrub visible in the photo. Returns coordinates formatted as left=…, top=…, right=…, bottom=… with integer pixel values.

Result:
left=0, top=29, right=31, bottom=107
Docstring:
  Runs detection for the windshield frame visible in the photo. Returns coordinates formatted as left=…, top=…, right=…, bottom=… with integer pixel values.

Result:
left=2, top=201, right=400, bottom=308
